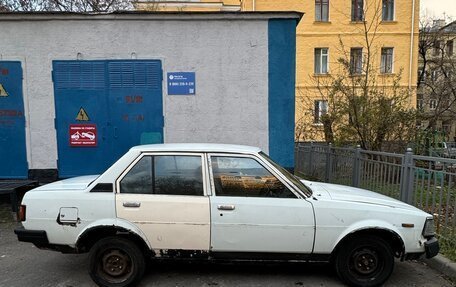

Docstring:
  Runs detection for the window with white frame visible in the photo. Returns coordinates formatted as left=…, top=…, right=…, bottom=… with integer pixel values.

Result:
left=315, top=48, right=329, bottom=74
left=314, top=100, right=328, bottom=123
left=315, top=0, right=329, bottom=22
left=417, top=94, right=423, bottom=110
left=381, top=48, right=394, bottom=73
left=350, top=48, right=363, bottom=74
left=351, top=0, right=364, bottom=21
left=431, top=70, right=439, bottom=82
left=382, top=0, right=394, bottom=21
left=429, top=99, right=437, bottom=110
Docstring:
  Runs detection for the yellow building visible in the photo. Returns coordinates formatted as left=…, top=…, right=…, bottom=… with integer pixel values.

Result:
left=134, top=0, right=420, bottom=142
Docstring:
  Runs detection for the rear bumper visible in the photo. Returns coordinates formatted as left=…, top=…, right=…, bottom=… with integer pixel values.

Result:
left=424, top=237, right=439, bottom=259
left=14, top=227, right=77, bottom=253
left=14, top=227, right=49, bottom=246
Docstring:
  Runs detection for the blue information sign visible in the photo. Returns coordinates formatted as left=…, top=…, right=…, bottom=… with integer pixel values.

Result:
left=167, top=72, right=196, bottom=95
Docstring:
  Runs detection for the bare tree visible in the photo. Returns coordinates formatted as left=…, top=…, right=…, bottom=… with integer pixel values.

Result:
left=417, top=18, right=456, bottom=140
left=0, top=0, right=132, bottom=12
left=296, top=0, right=417, bottom=151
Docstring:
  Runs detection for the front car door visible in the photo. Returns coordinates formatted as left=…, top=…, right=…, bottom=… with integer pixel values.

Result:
left=209, top=153, right=315, bottom=255
left=116, top=152, right=210, bottom=251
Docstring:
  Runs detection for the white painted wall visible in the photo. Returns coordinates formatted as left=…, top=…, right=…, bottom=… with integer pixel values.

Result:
left=0, top=16, right=269, bottom=170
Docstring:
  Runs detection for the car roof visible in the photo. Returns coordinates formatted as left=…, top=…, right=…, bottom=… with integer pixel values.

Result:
left=130, top=143, right=262, bottom=154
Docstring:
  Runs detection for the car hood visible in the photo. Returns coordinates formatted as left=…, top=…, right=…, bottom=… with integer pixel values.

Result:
left=302, top=180, right=418, bottom=210
left=31, top=175, right=100, bottom=191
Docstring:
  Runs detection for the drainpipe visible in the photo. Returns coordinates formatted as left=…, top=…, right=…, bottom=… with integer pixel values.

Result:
left=252, top=0, right=255, bottom=11
left=409, top=0, right=416, bottom=95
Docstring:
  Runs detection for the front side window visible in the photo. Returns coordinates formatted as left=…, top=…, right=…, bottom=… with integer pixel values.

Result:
left=382, top=0, right=394, bottom=21
left=381, top=48, right=394, bottom=73
left=350, top=48, right=363, bottom=74
left=314, top=100, right=328, bottom=123
left=211, top=156, right=296, bottom=198
left=120, top=155, right=204, bottom=196
left=315, top=0, right=329, bottom=22
left=351, top=0, right=364, bottom=21
left=315, top=48, right=329, bottom=74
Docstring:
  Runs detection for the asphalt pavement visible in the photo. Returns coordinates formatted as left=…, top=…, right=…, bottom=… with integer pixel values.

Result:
left=0, top=211, right=454, bottom=287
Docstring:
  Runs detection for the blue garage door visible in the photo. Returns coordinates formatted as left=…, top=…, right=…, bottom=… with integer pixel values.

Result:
left=0, top=62, right=28, bottom=178
left=53, top=60, right=163, bottom=178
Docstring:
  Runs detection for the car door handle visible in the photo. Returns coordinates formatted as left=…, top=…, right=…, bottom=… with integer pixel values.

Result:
left=217, top=204, right=235, bottom=211
left=123, top=202, right=141, bottom=208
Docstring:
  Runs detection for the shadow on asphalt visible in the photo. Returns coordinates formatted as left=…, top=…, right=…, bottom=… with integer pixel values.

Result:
left=143, top=260, right=338, bottom=281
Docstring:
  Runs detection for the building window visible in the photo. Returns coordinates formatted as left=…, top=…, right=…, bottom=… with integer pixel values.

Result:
left=352, top=0, right=364, bottom=21
left=380, top=48, right=394, bottom=73
left=429, top=99, right=437, bottom=110
left=382, top=0, right=394, bottom=21
left=315, top=0, right=329, bottom=22
left=417, top=94, right=423, bottom=110
left=314, top=48, right=329, bottom=74
left=433, top=41, right=442, bottom=56
left=314, top=100, right=328, bottom=123
left=418, top=70, right=425, bottom=82
left=431, top=70, right=439, bottom=82
left=350, top=48, right=363, bottom=74
left=446, top=40, right=454, bottom=56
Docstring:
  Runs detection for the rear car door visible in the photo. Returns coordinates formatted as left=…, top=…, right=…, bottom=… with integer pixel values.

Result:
left=208, top=154, right=315, bottom=254
left=116, top=153, right=210, bottom=251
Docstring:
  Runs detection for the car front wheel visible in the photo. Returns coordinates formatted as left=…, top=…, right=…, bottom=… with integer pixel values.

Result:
left=89, top=237, right=145, bottom=287
left=334, top=235, right=394, bottom=287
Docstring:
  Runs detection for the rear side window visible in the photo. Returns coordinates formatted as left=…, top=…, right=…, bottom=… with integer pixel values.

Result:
left=120, top=156, right=153, bottom=194
left=120, top=155, right=204, bottom=196
left=211, top=156, right=296, bottom=198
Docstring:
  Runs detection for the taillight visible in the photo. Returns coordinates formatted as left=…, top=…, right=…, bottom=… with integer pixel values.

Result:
left=18, top=205, right=26, bottom=222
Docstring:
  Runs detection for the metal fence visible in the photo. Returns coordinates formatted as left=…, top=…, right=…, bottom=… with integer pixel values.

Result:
left=295, top=144, right=456, bottom=254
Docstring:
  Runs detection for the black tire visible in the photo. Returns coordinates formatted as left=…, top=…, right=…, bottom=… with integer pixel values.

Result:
left=89, top=236, right=146, bottom=287
left=334, top=235, right=394, bottom=287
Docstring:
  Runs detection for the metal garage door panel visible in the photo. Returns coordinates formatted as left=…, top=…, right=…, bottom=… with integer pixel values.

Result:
left=53, top=60, right=164, bottom=178
left=53, top=61, right=111, bottom=177
left=108, top=60, right=164, bottom=161
left=0, top=61, right=28, bottom=178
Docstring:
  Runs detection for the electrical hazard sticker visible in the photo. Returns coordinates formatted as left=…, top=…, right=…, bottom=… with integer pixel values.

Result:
left=69, top=124, right=97, bottom=147
left=75, top=107, right=90, bottom=121
left=0, top=84, right=8, bottom=97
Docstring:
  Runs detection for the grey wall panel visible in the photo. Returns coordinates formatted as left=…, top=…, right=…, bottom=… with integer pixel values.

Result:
left=0, top=18, right=269, bottom=170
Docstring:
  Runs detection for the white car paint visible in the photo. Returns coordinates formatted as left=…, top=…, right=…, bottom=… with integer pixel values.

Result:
left=210, top=196, right=315, bottom=253
left=116, top=193, right=211, bottom=250
left=305, top=180, right=429, bottom=254
left=20, top=143, right=433, bottom=258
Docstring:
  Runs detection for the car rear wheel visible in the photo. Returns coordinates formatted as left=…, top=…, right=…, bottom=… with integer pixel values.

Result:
left=89, top=237, right=145, bottom=287
left=334, top=235, right=394, bottom=287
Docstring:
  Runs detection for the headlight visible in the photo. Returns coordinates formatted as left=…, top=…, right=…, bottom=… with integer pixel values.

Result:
left=423, top=218, right=436, bottom=237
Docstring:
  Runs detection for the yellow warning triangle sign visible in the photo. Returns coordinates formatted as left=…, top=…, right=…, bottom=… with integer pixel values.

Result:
left=76, top=107, right=90, bottom=121
left=0, top=84, right=8, bottom=97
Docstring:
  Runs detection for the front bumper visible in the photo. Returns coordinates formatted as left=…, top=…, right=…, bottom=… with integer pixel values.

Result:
left=424, top=237, right=439, bottom=259
left=14, top=227, right=49, bottom=246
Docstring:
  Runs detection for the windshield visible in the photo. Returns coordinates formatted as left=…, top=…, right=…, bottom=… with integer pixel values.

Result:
left=259, top=152, right=313, bottom=197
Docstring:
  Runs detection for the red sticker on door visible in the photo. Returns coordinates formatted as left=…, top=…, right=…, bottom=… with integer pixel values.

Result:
left=69, top=124, right=97, bottom=147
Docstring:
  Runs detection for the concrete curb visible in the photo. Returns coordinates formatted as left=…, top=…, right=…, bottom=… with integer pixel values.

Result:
left=423, top=254, right=456, bottom=280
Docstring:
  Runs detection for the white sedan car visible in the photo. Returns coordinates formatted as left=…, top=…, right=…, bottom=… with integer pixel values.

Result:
left=15, top=144, right=438, bottom=287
